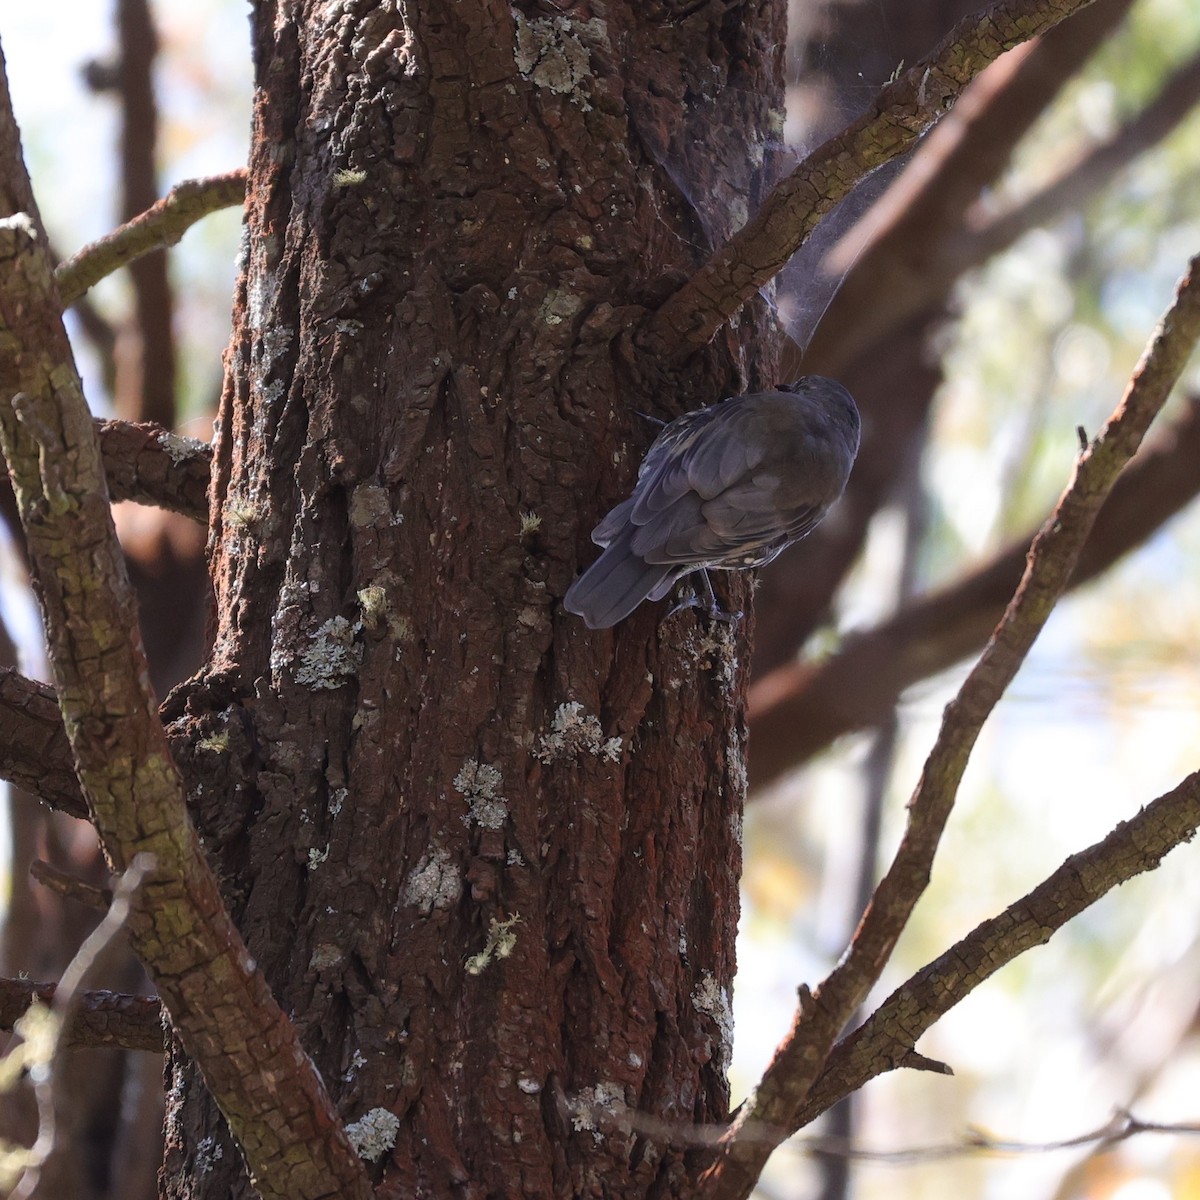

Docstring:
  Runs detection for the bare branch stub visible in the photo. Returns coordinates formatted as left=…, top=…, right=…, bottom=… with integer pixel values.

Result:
left=97, top=417, right=211, bottom=522
left=696, top=254, right=1200, bottom=1200
left=645, top=0, right=1102, bottom=358
left=54, top=170, right=247, bottom=307
left=0, top=668, right=87, bottom=820
left=0, top=977, right=164, bottom=1052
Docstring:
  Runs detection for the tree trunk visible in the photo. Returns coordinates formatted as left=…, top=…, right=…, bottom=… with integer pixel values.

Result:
left=163, top=2, right=784, bottom=1194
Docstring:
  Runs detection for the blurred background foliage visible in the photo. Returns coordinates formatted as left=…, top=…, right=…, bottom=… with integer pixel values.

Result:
left=746, top=1, right=1200, bottom=1197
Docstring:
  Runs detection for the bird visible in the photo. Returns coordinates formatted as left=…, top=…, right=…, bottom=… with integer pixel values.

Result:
left=563, top=376, right=861, bottom=629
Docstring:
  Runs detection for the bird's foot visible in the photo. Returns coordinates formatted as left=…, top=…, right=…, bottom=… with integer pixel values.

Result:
left=666, top=573, right=743, bottom=626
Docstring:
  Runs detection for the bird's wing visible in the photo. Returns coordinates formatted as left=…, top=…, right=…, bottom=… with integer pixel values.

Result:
left=629, top=404, right=727, bottom=517
left=631, top=398, right=840, bottom=564
left=628, top=401, right=779, bottom=563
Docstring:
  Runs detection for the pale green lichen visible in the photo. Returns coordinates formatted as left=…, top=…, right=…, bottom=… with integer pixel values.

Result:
left=454, top=759, right=508, bottom=829
left=538, top=288, right=583, bottom=326
left=194, top=1136, right=223, bottom=1173
left=567, top=1081, right=625, bottom=1143
left=224, top=497, right=261, bottom=530
left=692, top=971, right=734, bottom=1069
left=465, top=914, right=521, bottom=976
left=332, top=167, right=367, bottom=188
left=294, top=616, right=361, bottom=689
left=357, top=584, right=389, bottom=631
left=536, top=701, right=622, bottom=764
left=157, top=430, right=209, bottom=465
left=403, top=846, right=462, bottom=914
left=513, top=14, right=603, bottom=104
left=308, top=943, right=344, bottom=972
left=345, top=1107, right=400, bottom=1162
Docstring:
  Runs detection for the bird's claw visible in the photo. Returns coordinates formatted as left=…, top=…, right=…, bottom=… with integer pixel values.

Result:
left=666, top=575, right=743, bottom=626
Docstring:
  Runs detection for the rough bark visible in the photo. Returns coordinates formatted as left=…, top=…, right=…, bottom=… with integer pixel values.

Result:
left=163, top=3, right=783, bottom=1195
left=0, top=40, right=371, bottom=1195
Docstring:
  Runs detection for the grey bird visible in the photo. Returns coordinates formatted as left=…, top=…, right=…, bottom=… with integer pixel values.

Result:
left=564, top=376, right=861, bottom=629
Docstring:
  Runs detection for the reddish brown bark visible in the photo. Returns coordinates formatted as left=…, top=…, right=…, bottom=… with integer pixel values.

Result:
left=0, top=50, right=371, bottom=1198
left=164, top=2, right=784, bottom=1195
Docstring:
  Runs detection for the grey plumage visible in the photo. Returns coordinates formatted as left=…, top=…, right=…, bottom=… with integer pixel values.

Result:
left=564, top=376, right=861, bottom=629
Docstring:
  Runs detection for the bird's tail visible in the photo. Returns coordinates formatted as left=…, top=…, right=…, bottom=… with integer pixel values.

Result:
left=564, top=533, right=676, bottom=629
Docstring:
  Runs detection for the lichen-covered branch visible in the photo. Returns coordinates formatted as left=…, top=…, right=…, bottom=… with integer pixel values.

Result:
left=695, top=253, right=1200, bottom=1200
left=54, top=170, right=246, bottom=306
left=97, top=418, right=210, bottom=521
left=646, top=0, right=1100, bottom=357
left=0, top=55, right=369, bottom=1200
left=792, top=767, right=1200, bottom=1128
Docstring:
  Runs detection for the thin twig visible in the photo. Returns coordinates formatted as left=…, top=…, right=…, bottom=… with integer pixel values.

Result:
left=0, top=667, right=87, bottom=820
left=787, top=1108, right=1200, bottom=1164
left=29, top=859, right=112, bottom=909
left=696, top=254, right=1200, bottom=1200
left=54, top=170, right=246, bottom=306
left=8, top=855, right=153, bottom=1199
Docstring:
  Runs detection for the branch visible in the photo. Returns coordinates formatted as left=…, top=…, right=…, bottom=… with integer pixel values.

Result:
left=966, top=46, right=1200, bottom=263
left=749, top=392, right=1200, bottom=784
left=29, top=859, right=112, bottom=909
left=0, top=668, right=87, bottom=820
left=0, top=978, right=162, bottom=1053
left=798, top=0, right=1132, bottom=380
left=97, top=417, right=211, bottom=521
left=645, top=0, right=1101, bottom=356
left=697, top=253, right=1200, bottom=1200
left=0, top=64, right=370, bottom=1200
left=792, top=1108, right=1200, bottom=1163
left=792, top=769, right=1200, bottom=1129
left=54, top=170, right=246, bottom=306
